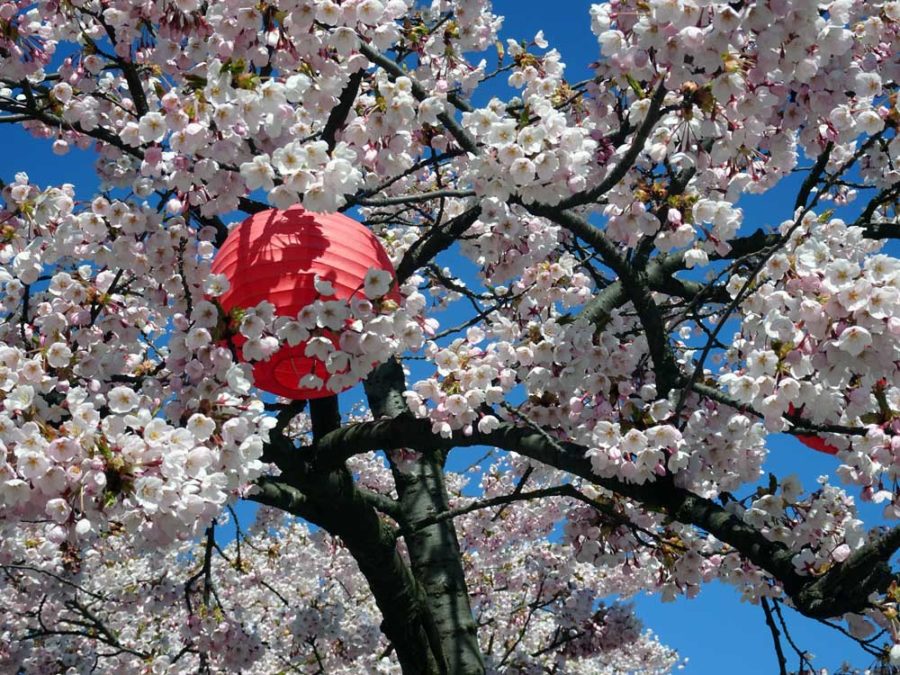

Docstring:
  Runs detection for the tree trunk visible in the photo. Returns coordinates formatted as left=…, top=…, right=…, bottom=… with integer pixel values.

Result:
left=366, top=360, right=486, bottom=675
left=253, top=397, right=445, bottom=674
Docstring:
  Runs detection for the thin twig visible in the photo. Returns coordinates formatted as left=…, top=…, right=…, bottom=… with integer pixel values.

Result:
left=761, top=597, right=789, bottom=675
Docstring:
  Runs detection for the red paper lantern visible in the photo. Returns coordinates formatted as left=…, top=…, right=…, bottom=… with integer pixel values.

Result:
left=787, top=404, right=839, bottom=455
left=211, top=206, right=399, bottom=400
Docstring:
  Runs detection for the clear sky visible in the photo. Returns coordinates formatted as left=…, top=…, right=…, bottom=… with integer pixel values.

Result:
left=0, top=1, right=888, bottom=672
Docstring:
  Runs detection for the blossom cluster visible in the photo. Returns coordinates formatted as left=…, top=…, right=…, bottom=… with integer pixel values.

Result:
left=723, top=215, right=900, bottom=517
left=0, top=483, right=679, bottom=674
left=211, top=269, right=431, bottom=395
left=0, top=176, right=278, bottom=548
left=0, top=511, right=390, bottom=674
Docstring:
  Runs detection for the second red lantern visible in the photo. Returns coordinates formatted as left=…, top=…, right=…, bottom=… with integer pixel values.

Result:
left=211, top=206, right=399, bottom=400
left=787, top=403, right=839, bottom=455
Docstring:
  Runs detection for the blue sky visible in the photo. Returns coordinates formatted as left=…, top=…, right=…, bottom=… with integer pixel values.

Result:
left=0, top=1, right=889, bottom=671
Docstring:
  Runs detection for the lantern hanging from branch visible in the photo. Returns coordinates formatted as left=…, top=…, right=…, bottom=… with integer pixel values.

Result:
left=211, top=206, right=399, bottom=400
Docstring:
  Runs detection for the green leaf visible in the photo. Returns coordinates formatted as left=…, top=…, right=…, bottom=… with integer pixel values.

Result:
left=625, top=74, right=646, bottom=99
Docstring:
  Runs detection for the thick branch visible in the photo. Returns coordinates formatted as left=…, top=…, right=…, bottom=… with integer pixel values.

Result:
left=794, top=142, right=834, bottom=211
left=794, top=525, right=900, bottom=618
left=309, top=414, right=900, bottom=618
left=252, top=420, right=442, bottom=674
left=396, top=207, right=482, bottom=283
left=321, top=69, right=365, bottom=152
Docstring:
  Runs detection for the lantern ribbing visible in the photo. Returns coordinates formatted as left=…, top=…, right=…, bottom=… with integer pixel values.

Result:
left=212, top=206, right=398, bottom=399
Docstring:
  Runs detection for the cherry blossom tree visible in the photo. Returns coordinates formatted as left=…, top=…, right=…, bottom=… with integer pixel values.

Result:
left=1, top=0, right=900, bottom=672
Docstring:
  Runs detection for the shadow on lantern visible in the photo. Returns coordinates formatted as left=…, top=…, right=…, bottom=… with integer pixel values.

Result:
left=211, top=206, right=398, bottom=400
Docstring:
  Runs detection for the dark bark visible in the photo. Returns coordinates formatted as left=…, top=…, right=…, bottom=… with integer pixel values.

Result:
left=761, top=597, right=789, bottom=675
left=365, top=360, right=486, bottom=675
left=793, top=526, right=900, bottom=618
left=396, top=207, right=482, bottom=284
left=254, top=471, right=442, bottom=674
left=252, top=404, right=443, bottom=675
left=309, top=413, right=900, bottom=620
left=794, top=142, right=834, bottom=210
left=321, top=70, right=365, bottom=152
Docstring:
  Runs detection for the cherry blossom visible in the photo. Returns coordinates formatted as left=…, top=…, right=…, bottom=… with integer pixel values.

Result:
left=1, top=0, right=900, bottom=672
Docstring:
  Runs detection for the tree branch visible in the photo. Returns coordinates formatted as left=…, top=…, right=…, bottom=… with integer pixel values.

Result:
left=395, top=207, right=482, bottom=282
left=364, top=359, right=485, bottom=675
left=251, top=424, right=444, bottom=674
left=555, top=82, right=667, bottom=210
left=761, top=597, right=789, bottom=675
left=358, top=43, right=479, bottom=155
left=526, top=204, right=681, bottom=395
left=321, top=69, right=365, bottom=152
left=306, top=413, right=900, bottom=619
